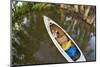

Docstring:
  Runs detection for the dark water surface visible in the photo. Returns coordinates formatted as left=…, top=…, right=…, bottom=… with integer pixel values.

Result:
left=12, top=9, right=96, bottom=65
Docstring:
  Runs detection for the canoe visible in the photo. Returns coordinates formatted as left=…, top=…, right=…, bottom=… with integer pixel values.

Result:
left=43, top=16, right=86, bottom=62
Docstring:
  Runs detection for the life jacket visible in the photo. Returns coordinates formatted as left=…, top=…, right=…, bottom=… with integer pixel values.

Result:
left=62, top=40, right=72, bottom=50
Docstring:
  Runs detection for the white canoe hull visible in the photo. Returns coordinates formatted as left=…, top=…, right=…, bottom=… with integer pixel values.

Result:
left=43, top=16, right=86, bottom=62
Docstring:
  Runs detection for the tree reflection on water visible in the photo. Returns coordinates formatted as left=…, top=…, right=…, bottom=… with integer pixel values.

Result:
left=11, top=1, right=96, bottom=66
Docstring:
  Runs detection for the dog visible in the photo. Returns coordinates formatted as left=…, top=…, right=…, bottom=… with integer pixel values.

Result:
left=50, top=24, right=72, bottom=50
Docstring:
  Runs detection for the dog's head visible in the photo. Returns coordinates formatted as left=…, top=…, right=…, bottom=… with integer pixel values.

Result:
left=50, top=24, right=64, bottom=38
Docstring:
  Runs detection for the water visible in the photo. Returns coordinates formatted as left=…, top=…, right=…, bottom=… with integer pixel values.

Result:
left=12, top=8, right=96, bottom=65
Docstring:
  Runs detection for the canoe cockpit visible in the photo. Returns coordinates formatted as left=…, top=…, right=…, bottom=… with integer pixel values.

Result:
left=50, top=24, right=81, bottom=61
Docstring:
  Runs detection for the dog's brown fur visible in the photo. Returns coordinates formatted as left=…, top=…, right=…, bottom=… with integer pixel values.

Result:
left=50, top=24, right=68, bottom=45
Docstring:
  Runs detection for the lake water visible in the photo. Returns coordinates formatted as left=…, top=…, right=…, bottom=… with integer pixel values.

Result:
left=12, top=9, right=96, bottom=65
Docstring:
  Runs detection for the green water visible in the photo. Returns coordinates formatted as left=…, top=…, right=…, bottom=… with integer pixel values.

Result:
left=12, top=8, right=96, bottom=65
